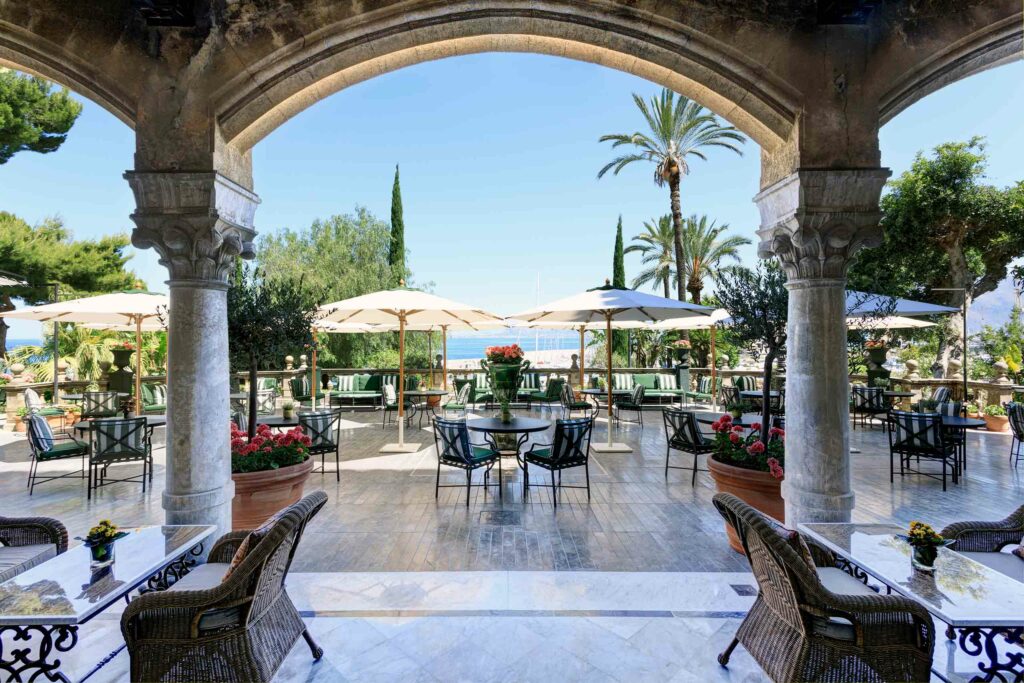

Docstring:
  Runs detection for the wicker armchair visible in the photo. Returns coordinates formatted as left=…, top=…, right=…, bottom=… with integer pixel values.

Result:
left=120, top=492, right=328, bottom=682
left=712, top=494, right=934, bottom=682
left=940, top=504, right=1024, bottom=582
left=0, top=516, right=68, bottom=582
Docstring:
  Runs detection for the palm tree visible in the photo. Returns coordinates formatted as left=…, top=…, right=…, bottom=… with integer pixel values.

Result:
left=624, top=215, right=676, bottom=298
left=598, top=88, right=745, bottom=301
left=679, top=214, right=751, bottom=304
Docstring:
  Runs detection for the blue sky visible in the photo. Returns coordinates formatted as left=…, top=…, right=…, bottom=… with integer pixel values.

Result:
left=2, top=54, right=1022, bottom=340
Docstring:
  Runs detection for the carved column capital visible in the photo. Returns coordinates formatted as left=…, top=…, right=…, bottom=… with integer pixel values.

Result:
left=124, top=171, right=260, bottom=287
left=755, top=168, right=890, bottom=281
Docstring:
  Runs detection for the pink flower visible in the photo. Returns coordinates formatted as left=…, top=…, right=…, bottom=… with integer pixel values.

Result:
left=767, top=457, right=784, bottom=479
left=296, top=447, right=304, bottom=455
left=300, top=436, right=312, bottom=446
left=728, top=432, right=740, bottom=444
left=769, top=427, right=784, bottom=437
left=747, top=441, right=765, bottom=455
left=262, top=446, right=272, bottom=453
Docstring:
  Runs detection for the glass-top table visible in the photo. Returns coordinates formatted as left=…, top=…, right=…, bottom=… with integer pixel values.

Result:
left=800, top=522, right=1024, bottom=681
left=0, top=525, right=214, bottom=682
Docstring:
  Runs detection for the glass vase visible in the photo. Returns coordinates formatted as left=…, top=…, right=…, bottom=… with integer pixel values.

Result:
left=89, top=542, right=115, bottom=570
left=911, top=545, right=938, bottom=573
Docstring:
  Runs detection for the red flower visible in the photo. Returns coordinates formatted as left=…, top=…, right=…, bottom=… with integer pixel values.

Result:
left=300, top=436, right=312, bottom=446
left=747, top=441, right=765, bottom=455
left=262, top=446, right=272, bottom=453
left=750, top=423, right=762, bottom=431
left=732, top=425, right=745, bottom=433
left=767, top=457, right=784, bottom=479
left=710, top=419, right=722, bottom=432
left=728, top=432, right=741, bottom=444
left=720, top=414, right=732, bottom=423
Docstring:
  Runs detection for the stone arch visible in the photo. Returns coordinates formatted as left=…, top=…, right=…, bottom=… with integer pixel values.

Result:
left=214, top=2, right=801, bottom=154
left=0, top=22, right=135, bottom=127
left=878, top=13, right=1022, bottom=125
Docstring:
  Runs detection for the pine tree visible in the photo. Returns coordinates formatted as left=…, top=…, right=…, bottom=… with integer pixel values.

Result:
left=612, top=216, right=629, bottom=359
left=0, top=70, right=82, bottom=164
left=389, top=165, right=406, bottom=286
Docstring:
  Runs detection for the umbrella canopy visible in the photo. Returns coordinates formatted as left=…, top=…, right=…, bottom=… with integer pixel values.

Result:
left=317, top=284, right=502, bottom=452
left=0, top=274, right=26, bottom=287
left=846, top=291, right=958, bottom=318
left=510, top=282, right=714, bottom=453
left=2, top=290, right=168, bottom=412
left=847, top=315, right=935, bottom=330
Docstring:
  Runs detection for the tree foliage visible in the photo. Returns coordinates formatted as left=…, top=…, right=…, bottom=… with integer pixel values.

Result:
left=612, top=216, right=628, bottom=358
left=389, top=165, right=406, bottom=286
left=678, top=214, right=749, bottom=303
left=625, top=215, right=676, bottom=298
left=227, top=263, right=320, bottom=436
left=715, top=261, right=788, bottom=441
left=0, top=69, right=82, bottom=164
left=848, top=138, right=1024, bottom=375
left=0, top=212, right=137, bottom=356
left=598, top=88, right=745, bottom=301
left=976, top=307, right=1024, bottom=383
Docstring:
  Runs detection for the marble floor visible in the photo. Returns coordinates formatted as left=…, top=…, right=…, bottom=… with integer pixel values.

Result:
left=1, top=405, right=1022, bottom=681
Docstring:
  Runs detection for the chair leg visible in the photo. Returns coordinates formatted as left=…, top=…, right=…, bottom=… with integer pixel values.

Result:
left=718, top=637, right=740, bottom=666
left=523, top=462, right=530, bottom=495
left=335, top=448, right=340, bottom=482
left=665, top=446, right=670, bottom=478
left=585, top=462, right=591, bottom=501
left=465, top=469, right=471, bottom=508
left=691, top=451, right=699, bottom=486
left=497, top=459, right=503, bottom=500
left=28, top=458, right=37, bottom=495
left=551, top=470, right=558, bottom=509
left=435, top=460, right=441, bottom=499
left=302, top=628, right=324, bottom=660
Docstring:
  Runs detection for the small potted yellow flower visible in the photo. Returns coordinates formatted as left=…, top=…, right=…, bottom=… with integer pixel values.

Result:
left=77, top=520, right=129, bottom=569
left=897, top=521, right=952, bottom=572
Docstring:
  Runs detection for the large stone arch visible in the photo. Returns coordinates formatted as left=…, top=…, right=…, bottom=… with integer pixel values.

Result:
left=0, top=20, right=136, bottom=127
left=213, top=1, right=802, bottom=154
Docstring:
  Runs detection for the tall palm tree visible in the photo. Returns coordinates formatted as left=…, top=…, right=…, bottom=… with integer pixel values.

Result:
left=679, top=214, right=750, bottom=304
left=598, top=88, right=745, bottom=301
left=624, top=215, right=676, bottom=298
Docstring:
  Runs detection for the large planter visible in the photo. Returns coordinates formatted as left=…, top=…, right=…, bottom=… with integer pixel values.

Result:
left=108, top=348, right=135, bottom=395
left=708, top=456, right=784, bottom=554
left=481, top=358, right=530, bottom=423
left=984, top=414, right=1010, bottom=432
left=231, top=457, right=314, bottom=531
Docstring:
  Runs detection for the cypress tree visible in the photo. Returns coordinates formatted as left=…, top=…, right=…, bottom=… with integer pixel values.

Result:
left=612, top=216, right=629, bottom=359
left=389, top=164, right=406, bottom=286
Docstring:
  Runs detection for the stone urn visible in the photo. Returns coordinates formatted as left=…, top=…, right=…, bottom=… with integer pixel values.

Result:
left=108, top=348, right=135, bottom=395
left=231, top=457, right=314, bottom=530
left=481, top=358, right=530, bottom=423
left=708, top=456, right=784, bottom=554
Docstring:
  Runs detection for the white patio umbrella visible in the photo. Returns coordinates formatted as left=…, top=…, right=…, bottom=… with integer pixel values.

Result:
left=509, top=281, right=713, bottom=453
left=317, top=283, right=502, bottom=452
left=847, top=315, right=935, bottom=330
left=1, top=290, right=168, bottom=413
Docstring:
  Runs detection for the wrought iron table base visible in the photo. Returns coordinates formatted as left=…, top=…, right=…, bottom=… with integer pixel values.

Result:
left=952, top=626, right=1024, bottom=683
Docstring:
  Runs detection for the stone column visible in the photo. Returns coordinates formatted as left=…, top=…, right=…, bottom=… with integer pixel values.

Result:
left=755, top=168, right=889, bottom=525
left=125, top=171, right=259, bottom=539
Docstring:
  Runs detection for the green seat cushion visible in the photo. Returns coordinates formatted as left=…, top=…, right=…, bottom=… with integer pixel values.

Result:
left=443, top=402, right=466, bottom=410
left=36, top=407, right=65, bottom=416
left=143, top=404, right=166, bottom=413
left=528, top=447, right=552, bottom=459
left=566, top=401, right=591, bottom=409
left=471, top=446, right=498, bottom=460
left=39, top=441, right=88, bottom=460
left=634, top=374, right=658, bottom=390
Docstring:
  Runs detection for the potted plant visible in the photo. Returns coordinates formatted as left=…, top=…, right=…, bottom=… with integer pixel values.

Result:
left=897, top=521, right=952, bottom=573
left=918, top=399, right=940, bottom=413
left=13, top=406, right=29, bottom=432
left=707, top=414, right=785, bottom=553
left=983, top=404, right=1009, bottom=432
left=230, top=422, right=314, bottom=530
left=724, top=400, right=754, bottom=420
left=281, top=400, right=295, bottom=420
left=76, top=520, right=129, bottom=569
left=966, top=402, right=980, bottom=418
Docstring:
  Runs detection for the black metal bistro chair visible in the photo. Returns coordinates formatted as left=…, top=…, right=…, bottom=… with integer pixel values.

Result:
left=1007, top=402, right=1024, bottom=468
left=81, top=390, right=121, bottom=420
left=663, top=409, right=714, bottom=484
left=382, top=384, right=416, bottom=429
left=87, top=417, right=152, bottom=499
left=936, top=400, right=967, bottom=471
left=256, top=389, right=277, bottom=415
left=614, top=384, right=646, bottom=426
left=231, top=410, right=248, bottom=433
left=298, top=409, right=342, bottom=482
left=887, top=410, right=958, bottom=491
left=25, top=414, right=89, bottom=495
left=851, top=386, right=887, bottom=429
left=432, top=418, right=501, bottom=507
left=442, top=382, right=472, bottom=419
left=523, top=418, right=593, bottom=508
left=561, top=383, right=596, bottom=419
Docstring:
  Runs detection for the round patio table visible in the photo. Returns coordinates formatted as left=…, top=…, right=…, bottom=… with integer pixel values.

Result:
left=883, top=390, right=914, bottom=408
left=403, top=389, right=450, bottom=427
left=580, top=387, right=630, bottom=409
left=467, top=416, right=551, bottom=470
left=697, top=413, right=768, bottom=429
left=739, top=390, right=780, bottom=400
left=256, top=415, right=300, bottom=428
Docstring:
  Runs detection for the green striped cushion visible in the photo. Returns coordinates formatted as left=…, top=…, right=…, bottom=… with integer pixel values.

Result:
left=300, top=410, right=336, bottom=447
left=612, top=373, right=632, bottom=390
left=92, top=418, right=144, bottom=454
left=659, top=375, right=678, bottom=390
left=697, top=376, right=711, bottom=394
left=474, top=373, right=490, bottom=390
left=152, top=384, right=167, bottom=405
left=28, top=415, right=54, bottom=451
left=336, top=375, right=355, bottom=392
left=521, top=374, right=541, bottom=390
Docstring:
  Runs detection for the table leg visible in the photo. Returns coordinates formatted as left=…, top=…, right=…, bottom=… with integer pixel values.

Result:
left=143, top=541, right=205, bottom=592
left=954, top=626, right=1024, bottom=682
left=0, top=624, right=79, bottom=683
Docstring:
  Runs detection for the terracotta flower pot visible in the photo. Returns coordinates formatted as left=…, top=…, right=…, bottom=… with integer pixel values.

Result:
left=984, top=414, right=1010, bottom=432
left=13, top=416, right=27, bottom=433
left=708, top=456, right=784, bottom=554
left=231, top=457, right=314, bottom=530
left=427, top=395, right=442, bottom=408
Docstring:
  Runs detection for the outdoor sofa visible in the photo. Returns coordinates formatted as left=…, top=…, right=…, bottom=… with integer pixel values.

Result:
left=328, top=373, right=420, bottom=409
left=140, top=381, right=168, bottom=414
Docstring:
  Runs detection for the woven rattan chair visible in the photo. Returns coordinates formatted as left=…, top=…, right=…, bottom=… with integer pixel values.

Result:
left=299, top=408, right=342, bottom=481
left=712, top=493, right=934, bottom=682
left=663, top=409, right=713, bottom=484
left=940, top=504, right=1024, bottom=582
left=523, top=417, right=592, bottom=508
left=0, top=516, right=68, bottom=582
left=120, top=492, right=328, bottom=683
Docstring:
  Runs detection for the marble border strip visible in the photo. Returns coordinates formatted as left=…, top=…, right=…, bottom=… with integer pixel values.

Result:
left=298, top=609, right=749, bottom=619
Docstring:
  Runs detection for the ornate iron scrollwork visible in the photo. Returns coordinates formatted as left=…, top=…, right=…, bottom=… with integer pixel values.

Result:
left=956, top=626, right=1024, bottom=682
left=0, top=624, right=78, bottom=683
left=144, top=542, right=204, bottom=592
left=835, top=557, right=873, bottom=587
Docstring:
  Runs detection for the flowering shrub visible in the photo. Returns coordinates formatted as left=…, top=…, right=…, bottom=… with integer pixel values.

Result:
left=115, top=341, right=135, bottom=350
left=0, top=372, right=12, bottom=386
left=230, top=422, right=312, bottom=474
left=484, top=344, right=525, bottom=364
left=864, top=339, right=887, bottom=349
left=672, top=339, right=692, bottom=349
left=709, top=414, right=785, bottom=479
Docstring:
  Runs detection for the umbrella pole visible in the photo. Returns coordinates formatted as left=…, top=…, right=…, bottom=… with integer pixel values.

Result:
left=428, top=330, right=433, bottom=388
left=381, top=314, right=421, bottom=453
left=592, top=313, right=631, bottom=453
left=710, top=325, right=717, bottom=409
left=311, top=330, right=318, bottom=410
left=442, top=325, right=448, bottom=391
left=52, top=284, right=59, bottom=403
left=579, top=326, right=585, bottom=389
left=135, top=317, right=143, bottom=414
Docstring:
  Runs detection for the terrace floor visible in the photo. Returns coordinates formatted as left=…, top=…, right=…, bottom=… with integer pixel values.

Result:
left=1, top=405, right=1021, bottom=681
